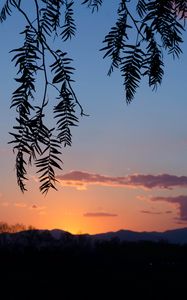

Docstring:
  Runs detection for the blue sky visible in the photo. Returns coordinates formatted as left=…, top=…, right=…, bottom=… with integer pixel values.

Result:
left=0, top=1, right=187, bottom=234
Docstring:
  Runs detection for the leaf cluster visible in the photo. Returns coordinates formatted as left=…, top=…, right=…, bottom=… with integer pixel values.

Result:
left=1, top=0, right=80, bottom=194
left=0, top=0, right=16, bottom=23
left=81, top=0, right=103, bottom=12
left=101, top=0, right=186, bottom=103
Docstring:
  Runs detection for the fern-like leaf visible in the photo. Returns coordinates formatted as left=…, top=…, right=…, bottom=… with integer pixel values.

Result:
left=101, top=8, right=131, bottom=76
left=16, top=150, right=28, bottom=193
left=0, top=0, right=16, bottom=23
left=144, top=1, right=184, bottom=58
left=10, top=26, right=40, bottom=119
left=174, top=0, right=187, bottom=20
left=36, top=129, right=62, bottom=195
left=50, top=50, right=74, bottom=84
left=142, top=28, right=164, bottom=89
left=61, top=0, right=76, bottom=41
left=136, top=0, right=147, bottom=18
left=54, top=83, right=78, bottom=147
left=121, top=45, right=144, bottom=104
left=81, top=0, right=103, bottom=12
left=39, top=0, right=64, bottom=36
left=9, top=120, right=32, bottom=193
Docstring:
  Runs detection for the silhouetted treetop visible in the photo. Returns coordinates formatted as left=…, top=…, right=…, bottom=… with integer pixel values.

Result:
left=0, top=0, right=186, bottom=193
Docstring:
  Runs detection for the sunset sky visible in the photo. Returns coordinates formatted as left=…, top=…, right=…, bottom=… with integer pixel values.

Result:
left=0, top=1, right=187, bottom=234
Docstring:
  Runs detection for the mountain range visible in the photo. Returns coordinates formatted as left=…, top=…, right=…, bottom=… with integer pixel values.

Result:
left=50, top=227, right=187, bottom=244
left=1, top=227, right=187, bottom=245
left=91, top=227, right=187, bottom=244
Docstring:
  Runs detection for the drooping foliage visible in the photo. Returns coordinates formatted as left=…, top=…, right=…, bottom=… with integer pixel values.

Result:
left=101, top=0, right=186, bottom=102
left=0, top=0, right=186, bottom=193
left=1, top=0, right=80, bottom=194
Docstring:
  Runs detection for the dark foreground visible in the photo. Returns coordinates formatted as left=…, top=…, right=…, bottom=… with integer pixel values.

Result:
left=0, top=230, right=187, bottom=299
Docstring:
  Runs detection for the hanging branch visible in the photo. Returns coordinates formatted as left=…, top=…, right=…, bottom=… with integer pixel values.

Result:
left=101, top=0, right=185, bottom=102
left=8, top=0, right=84, bottom=193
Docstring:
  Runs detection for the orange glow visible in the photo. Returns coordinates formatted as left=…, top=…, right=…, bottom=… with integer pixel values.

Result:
left=0, top=168, right=185, bottom=235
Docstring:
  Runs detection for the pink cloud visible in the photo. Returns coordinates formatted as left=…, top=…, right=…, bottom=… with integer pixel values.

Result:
left=136, top=195, right=148, bottom=201
left=14, top=202, right=27, bottom=208
left=83, top=212, right=118, bottom=217
left=0, top=202, right=9, bottom=207
left=57, top=171, right=187, bottom=190
left=151, top=195, right=187, bottom=221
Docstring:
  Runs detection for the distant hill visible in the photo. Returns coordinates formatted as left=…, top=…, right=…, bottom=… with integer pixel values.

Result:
left=92, top=227, right=187, bottom=244
left=1, top=227, right=187, bottom=245
left=48, top=227, right=187, bottom=244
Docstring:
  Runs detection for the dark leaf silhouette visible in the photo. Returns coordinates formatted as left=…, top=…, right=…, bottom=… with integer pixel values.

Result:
left=100, top=6, right=131, bottom=76
left=36, top=129, right=62, bottom=194
left=136, top=0, right=147, bottom=18
left=61, top=1, right=76, bottom=41
left=121, top=45, right=144, bottom=103
left=54, top=83, right=78, bottom=147
left=0, top=0, right=16, bottom=23
left=101, top=0, right=185, bottom=100
left=7, top=0, right=80, bottom=193
left=39, top=0, right=64, bottom=36
left=81, top=0, right=103, bottom=12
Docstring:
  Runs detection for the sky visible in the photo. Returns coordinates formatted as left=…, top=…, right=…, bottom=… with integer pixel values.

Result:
left=0, top=1, right=187, bottom=234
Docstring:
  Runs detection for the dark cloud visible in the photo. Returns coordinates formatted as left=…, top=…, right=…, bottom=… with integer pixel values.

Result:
left=57, top=171, right=187, bottom=190
left=140, top=210, right=162, bottom=215
left=83, top=212, right=118, bottom=217
left=140, top=209, right=173, bottom=215
left=151, top=195, right=187, bottom=221
left=175, top=220, right=187, bottom=225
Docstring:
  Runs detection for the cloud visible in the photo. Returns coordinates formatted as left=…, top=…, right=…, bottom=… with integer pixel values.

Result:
left=140, top=210, right=162, bottom=215
left=140, top=209, right=173, bottom=215
left=31, top=205, right=37, bottom=209
left=57, top=171, right=187, bottom=190
left=30, top=205, right=47, bottom=215
left=83, top=212, right=118, bottom=217
left=30, top=204, right=46, bottom=210
left=136, top=195, right=148, bottom=201
left=151, top=195, right=187, bottom=221
left=0, top=202, right=9, bottom=207
left=14, top=202, right=27, bottom=208
left=38, top=211, right=47, bottom=215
